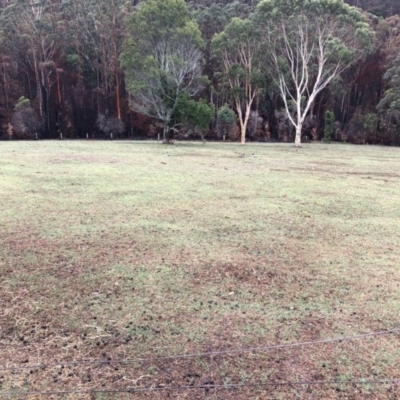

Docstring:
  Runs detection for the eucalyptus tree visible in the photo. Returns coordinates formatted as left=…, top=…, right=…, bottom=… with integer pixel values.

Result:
left=377, top=55, right=400, bottom=142
left=1, top=0, right=63, bottom=137
left=194, top=2, right=229, bottom=42
left=211, top=18, right=264, bottom=144
left=346, top=0, right=400, bottom=18
left=64, top=0, right=129, bottom=121
left=122, top=0, right=206, bottom=142
left=194, top=1, right=256, bottom=114
left=223, top=0, right=254, bottom=19
left=169, top=93, right=214, bottom=140
left=194, top=3, right=229, bottom=114
left=256, top=0, right=374, bottom=146
left=0, top=31, right=15, bottom=122
left=89, top=0, right=128, bottom=121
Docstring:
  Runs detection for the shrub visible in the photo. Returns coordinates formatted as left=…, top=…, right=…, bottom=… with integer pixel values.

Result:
left=324, top=110, right=334, bottom=142
left=11, top=97, right=41, bottom=139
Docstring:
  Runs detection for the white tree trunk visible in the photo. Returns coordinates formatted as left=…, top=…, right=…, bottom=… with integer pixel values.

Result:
left=236, top=102, right=252, bottom=145
left=241, top=105, right=252, bottom=145
left=240, top=124, right=246, bottom=144
left=295, top=125, right=302, bottom=147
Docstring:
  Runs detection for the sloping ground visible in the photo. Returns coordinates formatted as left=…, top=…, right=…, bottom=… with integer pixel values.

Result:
left=0, top=141, right=400, bottom=399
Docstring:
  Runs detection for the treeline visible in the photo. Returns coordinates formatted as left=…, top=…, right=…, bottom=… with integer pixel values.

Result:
left=0, top=0, right=400, bottom=145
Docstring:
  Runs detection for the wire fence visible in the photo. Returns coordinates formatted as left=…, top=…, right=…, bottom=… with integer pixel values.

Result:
left=0, top=379, right=398, bottom=397
left=1, top=327, right=399, bottom=372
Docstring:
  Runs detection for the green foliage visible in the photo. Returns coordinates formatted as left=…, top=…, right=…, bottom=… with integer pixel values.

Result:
left=211, top=17, right=264, bottom=142
left=0, top=0, right=394, bottom=142
left=194, top=3, right=229, bottom=41
left=256, top=0, right=374, bottom=60
left=255, top=0, right=374, bottom=145
left=211, top=17, right=265, bottom=94
left=212, top=17, right=260, bottom=62
left=66, top=54, right=80, bottom=70
left=378, top=56, right=400, bottom=121
left=324, top=110, right=334, bottom=142
left=346, top=0, right=400, bottom=18
left=217, top=104, right=237, bottom=138
left=362, top=113, right=377, bottom=133
left=124, top=0, right=203, bottom=55
left=121, top=0, right=205, bottom=140
left=259, top=0, right=373, bottom=63
left=378, top=55, right=400, bottom=142
left=12, top=96, right=41, bottom=139
left=172, top=93, right=214, bottom=134
left=14, top=96, right=31, bottom=112
left=217, top=104, right=236, bottom=126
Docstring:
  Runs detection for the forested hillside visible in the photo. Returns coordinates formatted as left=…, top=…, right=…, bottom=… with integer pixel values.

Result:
left=0, top=0, right=399, bottom=145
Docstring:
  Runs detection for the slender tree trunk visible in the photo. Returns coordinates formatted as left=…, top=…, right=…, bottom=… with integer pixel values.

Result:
left=56, top=69, right=62, bottom=104
left=295, top=125, right=302, bottom=147
left=56, top=68, right=63, bottom=138
left=239, top=119, right=247, bottom=144
left=163, top=124, right=168, bottom=143
left=239, top=122, right=246, bottom=144
left=41, top=68, right=50, bottom=136
left=235, top=100, right=249, bottom=145
left=112, top=3, right=121, bottom=121
left=2, top=60, right=9, bottom=120
left=34, top=58, right=43, bottom=118
left=115, top=69, right=121, bottom=120
left=97, top=70, right=101, bottom=115
left=241, top=104, right=252, bottom=144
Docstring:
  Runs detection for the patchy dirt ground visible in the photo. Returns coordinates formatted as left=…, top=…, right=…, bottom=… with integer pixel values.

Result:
left=1, top=141, right=400, bottom=399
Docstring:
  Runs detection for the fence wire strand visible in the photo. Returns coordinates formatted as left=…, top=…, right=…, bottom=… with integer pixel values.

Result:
left=1, top=327, right=399, bottom=372
left=0, top=378, right=398, bottom=397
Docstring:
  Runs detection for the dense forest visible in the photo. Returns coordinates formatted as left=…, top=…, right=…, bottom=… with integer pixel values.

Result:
left=1, top=0, right=400, bottom=145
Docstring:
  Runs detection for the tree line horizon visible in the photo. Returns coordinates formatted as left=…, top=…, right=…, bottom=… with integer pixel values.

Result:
left=1, top=0, right=400, bottom=146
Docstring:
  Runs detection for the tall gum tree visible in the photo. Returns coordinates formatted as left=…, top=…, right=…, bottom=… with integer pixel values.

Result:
left=256, top=0, right=374, bottom=146
left=65, top=0, right=128, bottom=120
left=121, top=0, right=205, bottom=142
left=378, top=55, right=400, bottom=142
left=211, top=18, right=264, bottom=144
left=1, top=0, right=63, bottom=137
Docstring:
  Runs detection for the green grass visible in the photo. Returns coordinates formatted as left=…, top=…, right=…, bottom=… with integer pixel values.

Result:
left=1, top=140, right=400, bottom=399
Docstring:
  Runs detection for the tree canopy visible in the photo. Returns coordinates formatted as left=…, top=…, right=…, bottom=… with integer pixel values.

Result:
left=0, top=0, right=398, bottom=145
left=212, top=17, right=264, bottom=144
left=255, top=0, right=374, bottom=146
left=121, top=0, right=208, bottom=141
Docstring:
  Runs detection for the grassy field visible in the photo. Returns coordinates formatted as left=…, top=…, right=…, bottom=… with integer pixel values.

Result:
left=1, top=140, right=400, bottom=399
